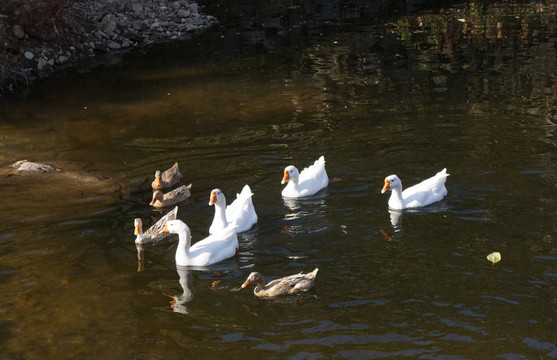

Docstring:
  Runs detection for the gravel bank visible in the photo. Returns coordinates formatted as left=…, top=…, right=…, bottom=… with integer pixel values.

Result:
left=0, top=0, right=217, bottom=96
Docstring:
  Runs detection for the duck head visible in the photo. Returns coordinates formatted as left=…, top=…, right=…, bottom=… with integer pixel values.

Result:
left=153, top=170, right=162, bottom=187
left=150, top=190, right=164, bottom=206
left=281, top=166, right=299, bottom=184
left=242, top=272, right=265, bottom=288
left=133, top=218, right=143, bottom=235
left=134, top=218, right=144, bottom=245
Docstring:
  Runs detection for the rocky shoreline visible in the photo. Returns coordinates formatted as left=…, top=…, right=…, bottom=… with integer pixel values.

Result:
left=0, top=0, right=217, bottom=96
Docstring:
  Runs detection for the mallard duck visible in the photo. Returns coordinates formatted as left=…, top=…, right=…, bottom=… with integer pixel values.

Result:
left=208, top=185, right=257, bottom=234
left=281, top=156, right=329, bottom=198
left=381, top=168, right=449, bottom=210
left=134, top=206, right=178, bottom=245
left=160, top=219, right=238, bottom=267
left=241, top=268, right=319, bottom=298
left=150, top=183, right=192, bottom=208
left=152, top=162, right=182, bottom=190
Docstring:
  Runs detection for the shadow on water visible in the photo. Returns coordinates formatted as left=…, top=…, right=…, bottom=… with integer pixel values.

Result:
left=0, top=1, right=556, bottom=359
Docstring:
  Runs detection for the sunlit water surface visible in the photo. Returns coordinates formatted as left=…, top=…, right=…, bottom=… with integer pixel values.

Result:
left=1, top=2, right=557, bottom=359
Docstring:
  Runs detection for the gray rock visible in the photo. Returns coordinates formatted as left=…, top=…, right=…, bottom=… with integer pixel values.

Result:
left=93, top=42, right=107, bottom=52
left=149, top=21, right=160, bottom=30
left=133, top=20, right=149, bottom=31
left=24, top=51, right=34, bottom=60
left=100, top=14, right=117, bottom=32
left=37, top=58, right=52, bottom=71
left=108, top=41, right=121, bottom=50
left=12, top=160, right=57, bottom=174
left=177, top=9, right=190, bottom=18
left=190, top=3, right=198, bottom=14
left=12, top=24, right=25, bottom=39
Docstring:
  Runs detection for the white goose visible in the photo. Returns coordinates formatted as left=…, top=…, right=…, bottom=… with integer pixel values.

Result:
left=281, top=156, right=329, bottom=198
left=160, top=219, right=238, bottom=267
left=381, top=168, right=449, bottom=210
left=208, top=185, right=257, bottom=234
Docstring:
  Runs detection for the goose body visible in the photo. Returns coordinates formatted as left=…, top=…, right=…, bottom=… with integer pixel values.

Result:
left=134, top=206, right=178, bottom=245
left=160, top=219, right=238, bottom=267
left=152, top=162, right=182, bottom=190
left=242, top=268, right=319, bottom=298
left=281, top=156, right=329, bottom=198
left=150, top=184, right=192, bottom=208
left=382, top=168, right=449, bottom=210
left=209, top=185, right=258, bottom=234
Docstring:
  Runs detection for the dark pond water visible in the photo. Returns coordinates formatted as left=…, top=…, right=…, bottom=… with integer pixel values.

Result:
left=1, top=1, right=557, bottom=359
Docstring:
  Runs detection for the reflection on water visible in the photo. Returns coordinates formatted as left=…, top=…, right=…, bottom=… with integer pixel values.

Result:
left=383, top=201, right=452, bottom=241
left=1, top=1, right=557, bottom=359
left=168, top=268, right=194, bottom=314
left=387, top=209, right=404, bottom=238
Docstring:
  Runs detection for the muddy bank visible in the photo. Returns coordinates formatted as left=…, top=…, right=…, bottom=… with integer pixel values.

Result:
left=0, top=0, right=217, bottom=97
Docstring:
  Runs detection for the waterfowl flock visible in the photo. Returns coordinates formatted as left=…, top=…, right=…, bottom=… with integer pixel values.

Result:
left=134, top=159, right=450, bottom=298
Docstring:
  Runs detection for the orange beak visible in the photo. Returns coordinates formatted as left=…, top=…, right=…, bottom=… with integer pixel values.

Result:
left=134, top=224, right=140, bottom=235
left=241, top=279, right=251, bottom=288
left=381, top=179, right=390, bottom=193
left=281, top=169, right=290, bottom=184
left=155, top=176, right=162, bottom=187
left=159, top=222, right=169, bottom=234
left=150, top=191, right=161, bottom=206
left=209, top=191, right=217, bottom=206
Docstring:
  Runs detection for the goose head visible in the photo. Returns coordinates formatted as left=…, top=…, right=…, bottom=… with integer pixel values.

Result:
left=208, top=189, right=225, bottom=206
left=281, top=166, right=300, bottom=184
left=382, top=175, right=402, bottom=193
left=160, top=219, right=190, bottom=235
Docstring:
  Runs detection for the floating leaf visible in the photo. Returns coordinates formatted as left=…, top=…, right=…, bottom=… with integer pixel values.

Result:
left=487, top=252, right=501, bottom=264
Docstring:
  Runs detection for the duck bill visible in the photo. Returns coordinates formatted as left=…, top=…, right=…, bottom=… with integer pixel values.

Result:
left=381, top=179, right=390, bottom=194
left=281, top=170, right=290, bottom=184
left=159, top=222, right=169, bottom=234
left=155, top=176, right=162, bottom=187
left=241, top=279, right=251, bottom=288
left=134, top=224, right=141, bottom=235
left=208, top=191, right=217, bottom=206
left=150, top=191, right=160, bottom=206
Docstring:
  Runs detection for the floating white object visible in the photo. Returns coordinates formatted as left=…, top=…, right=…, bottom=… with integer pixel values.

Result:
left=487, top=252, right=501, bottom=264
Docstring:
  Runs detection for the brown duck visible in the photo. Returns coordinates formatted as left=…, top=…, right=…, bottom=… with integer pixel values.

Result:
left=151, top=162, right=182, bottom=190
left=150, top=184, right=192, bottom=208
left=134, top=206, right=178, bottom=245
left=241, top=268, right=319, bottom=298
